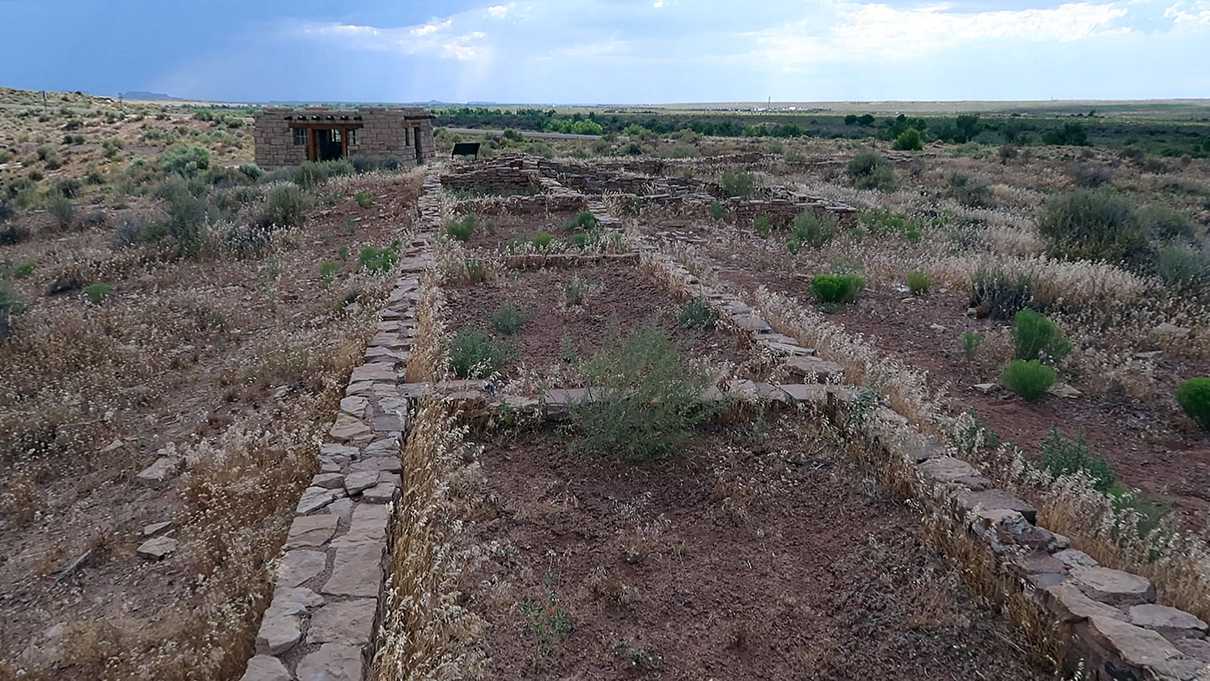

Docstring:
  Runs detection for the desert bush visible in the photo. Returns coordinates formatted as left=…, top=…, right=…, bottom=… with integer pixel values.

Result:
left=1037, top=190, right=1149, bottom=266
left=359, top=242, right=400, bottom=275
left=709, top=201, right=725, bottom=221
left=354, top=190, right=374, bottom=208
left=1040, top=429, right=1115, bottom=493
left=678, top=296, right=717, bottom=329
left=294, top=159, right=354, bottom=189
left=319, top=260, right=341, bottom=285
left=858, top=209, right=922, bottom=242
left=753, top=214, right=773, bottom=237
left=572, top=328, right=714, bottom=460
left=160, top=144, right=210, bottom=177
left=444, top=214, right=476, bottom=242
left=720, top=170, right=754, bottom=198
left=1137, top=204, right=1195, bottom=242
left=258, top=183, right=308, bottom=228
left=961, top=331, right=982, bottom=360
left=1154, top=244, right=1208, bottom=288
left=532, top=231, right=555, bottom=250
left=491, top=303, right=525, bottom=335
left=846, top=151, right=896, bottom=191
left=449, top=329, right=510, bottom=378
left=83, top=282, right=113, bottom=305
left=564, top=211, right=599, bottom=232
left=564, top=275, right=587, bottom=306
left=46, top=192, right=75, bottom=230
left=811, top=273, right=864, bottom=304
left=946, top=172, right=992, bottom=208
left=0, top=222, right=30, bottom=245
left=892, top=128, right=923, bottom=151
left=906, top=271, right=930, bottom=296
left=1000, top=359, right=1056, bottom=401
left=1013, top=309, right=1071, bottom=362
left=156, top=178, right=210, bottom=256
left=968, top=264, right=1035, bottom=321
left=239, top=164, right=264, bottom=181
left=787, top=211, right=838, bottom=253
left=998, top=144, right=1020, bottom=163
left=1177, top=378, right=1210, bottom=430
left=54, top=177, right=83, bottom=198
left=1070, top=162, right=1114, bottom=188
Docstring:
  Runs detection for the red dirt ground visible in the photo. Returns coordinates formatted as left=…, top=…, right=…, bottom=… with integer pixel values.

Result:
left=461, top=416, right=1050, bottom=680
left=444, top=262, right=749, bottom=381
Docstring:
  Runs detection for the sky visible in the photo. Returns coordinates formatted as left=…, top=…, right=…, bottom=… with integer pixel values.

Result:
left=0, top=0, right=1208, bottom=104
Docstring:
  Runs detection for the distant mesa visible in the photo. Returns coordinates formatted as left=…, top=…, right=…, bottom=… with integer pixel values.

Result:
left=119, top=91, right=183, bottom=101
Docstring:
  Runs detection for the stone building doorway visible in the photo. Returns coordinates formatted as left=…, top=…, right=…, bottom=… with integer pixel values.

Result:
left=315, top=129, right=343, bottom=161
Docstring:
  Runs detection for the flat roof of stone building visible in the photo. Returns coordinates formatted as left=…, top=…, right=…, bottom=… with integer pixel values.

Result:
left=255, top=106, right=434, bottom=119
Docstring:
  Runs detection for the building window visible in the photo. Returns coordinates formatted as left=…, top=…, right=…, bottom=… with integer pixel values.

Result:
left=332, top=129, right=342, bottom=142
left=349, top=129, right=358, bottom=145
left=293, top=128, right=306, bottom=145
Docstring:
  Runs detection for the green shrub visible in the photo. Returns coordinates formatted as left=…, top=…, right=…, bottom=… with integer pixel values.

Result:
left=961, top=331, right=982, bottom=360
left=491, top=303, right=525, bottom=335
left=46, top=192, right=75, bottom=230
left=294, top=159, right=354, bottom=189
left=564, top=211, right=598, bottom=231
left=1176, top=378, right=1210, bottom=430
left=1040, top=429, right=1115, bottom=492
left=709, top=201, right=725, bottom=220
left=846, top=151, right=896, bottom=191
left=678, top=296, right=717, bottom=329
left=946, top=172, right=992, bottom=208
left=83, top=282, right=112, bottom=304
left=1070, top=162, right=1113, bottom=188
left=970, top=267, right=1034, bottom=320
left=359, top=242, right=399, bottom=274
left=720, top=170, right=754, bottom=198
left=1137, top=204, right=1195, bottom=241
left=787, top=211, right=837, bottom=253
left=858, top=208, right=922, bottom=242
left=892, top=128, right=923, bottom=151
left=1013, top=309, right=1072, bottom=361
left=160, top=145, right=210, bottom=177
left=811, top=273, right=864, bottom=304
left=239, top=164, right=264, bottom=181
left=259, top=184, right=308, bottom=228
left=445, top=214, right=476, bottom=241
left=572, top=328, right=715, bottom=460
left=1154, top=244, right=1208, bottom=287
left=155, top=179, right=209, bottom=256
left=449, top=329, right=511, bottom=378
left=753, top=214, right=773, bottom=237
left=906, top=271, right=929, bottom=296
left=319, top=260, right=341, bottom=285
left=354, top=191, right=374, bottom=208
left=1000, top=359, right=1056, bottom=401
left=1037, top=190, right=1149, bottom=266
left=564, top=275, right=587, bottom=306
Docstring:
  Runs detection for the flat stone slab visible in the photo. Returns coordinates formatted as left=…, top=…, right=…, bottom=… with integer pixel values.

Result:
left=333, top=504, right=390, bottom=547
left=783, top=355, right=842, bottom=380
left=311, top=473, right=345, bottom=490
left=276, top=550, right=327, bottom=587
left=339, top=396, right=369, bottom=418
left=350, top=363, right=398, bottom=383
left=297, top=643, right=363, bottom=681
left=297, top=486, right=340, bottom=514
left=362, top=481, right=398, bottom=504
left=307, top=599, right=377, bottom=645
left=1128, top=604, right=1208, bottom=639
left=956, top=488, right=1038, bottom=524
left=136, top=536, right=178, bottom=560
left=363, top=435, right=401, bottom=457
left=330, top=414, right=372, bottom=443
left=142, top=521, right=173, bottom=537
left=917, top=456, right=991, bottom=490
left=323, top=541, right=385, bottom=597
left=285, top=514, right=340, bottom=550
left=349, top=456, right=401, bottom=474
left=1081, top=616, right=1197, bottom=677
left=268, top=586, right=324, bottom=617
left=344, top=470, right=380, bottom=495
left=1071, top=566, right=1156, bottom=606
left=240, top=655, right=291, bottom=681
left=136, top=456, right=182, bottom=485
left=255, top=609, right=301, bottom=655
left=1045, top=582, right=1128, bottom=623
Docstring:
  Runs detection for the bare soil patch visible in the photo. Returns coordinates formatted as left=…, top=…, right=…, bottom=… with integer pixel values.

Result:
left=461, top=416, right=1049, bottom=680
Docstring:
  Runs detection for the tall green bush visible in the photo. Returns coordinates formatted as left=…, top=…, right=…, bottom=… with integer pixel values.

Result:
left=1177, top=378, right=1210, bottom=430
left=787, top=211, right=837, bottom=253
left=1013, top=309, right=1072, bottom=361
left=846, top=151, right=896, bottom=191
left=1037, top=190, right=1149, bottom=266
left=1000, top=359, right=1056, bottom=401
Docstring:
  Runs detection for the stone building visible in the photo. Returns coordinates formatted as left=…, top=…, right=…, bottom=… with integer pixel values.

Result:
left=252, top=106, right=435, bottom=169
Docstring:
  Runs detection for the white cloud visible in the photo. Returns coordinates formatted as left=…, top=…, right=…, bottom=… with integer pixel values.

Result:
left=487, top=4, right=513, bottom=18
left=1164, top=0, right=1210, bottom=25
left=747, top=2, right=1133, bottom=66
left=297, top=18, right=488, bottom=62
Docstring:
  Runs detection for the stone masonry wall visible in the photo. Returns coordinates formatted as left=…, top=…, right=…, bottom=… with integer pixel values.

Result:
left=237, top=170, right=443, bottom=681
left=253, top=107, right=435, bottom=170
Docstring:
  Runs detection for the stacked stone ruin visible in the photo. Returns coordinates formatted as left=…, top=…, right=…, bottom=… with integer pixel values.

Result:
left=238, top=171, right=443, bottom=681
left=440, top=155, right=585, bottom=214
